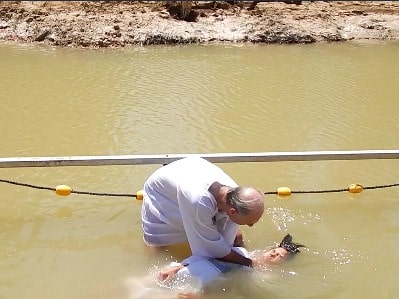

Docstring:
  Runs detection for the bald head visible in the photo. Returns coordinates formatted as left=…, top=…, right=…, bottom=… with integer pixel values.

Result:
left=227, top=186, right=264, bottom=216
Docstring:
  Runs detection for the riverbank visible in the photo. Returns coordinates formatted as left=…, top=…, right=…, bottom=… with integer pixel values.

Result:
left=1, top=1, right=399, bottom=48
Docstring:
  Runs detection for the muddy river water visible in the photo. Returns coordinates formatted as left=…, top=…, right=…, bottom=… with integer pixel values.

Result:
left=0, top=41, right=398, bottom=298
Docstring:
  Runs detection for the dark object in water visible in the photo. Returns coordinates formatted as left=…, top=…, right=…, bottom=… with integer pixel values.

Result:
left=279, top=234, right=305, bottom=253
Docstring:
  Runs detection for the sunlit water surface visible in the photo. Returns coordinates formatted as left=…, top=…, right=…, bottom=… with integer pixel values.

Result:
left=0, top=41, right=398, bottom=299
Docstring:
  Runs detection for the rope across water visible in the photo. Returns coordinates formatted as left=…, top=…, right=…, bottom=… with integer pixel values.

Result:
left=1, top=178, right=398, bottom=199
left=0, top=178, right=136, bottom=198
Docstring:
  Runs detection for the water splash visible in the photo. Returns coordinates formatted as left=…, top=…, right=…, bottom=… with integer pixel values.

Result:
left=323, top=248, right=368, bottom=273
left=148, top=262, right=200, bottom=293
left=266, top=207, right=323, bottom=231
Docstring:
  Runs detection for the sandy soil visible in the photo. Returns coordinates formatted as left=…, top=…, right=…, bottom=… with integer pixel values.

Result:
left=0, top=1, right=399, bottom=48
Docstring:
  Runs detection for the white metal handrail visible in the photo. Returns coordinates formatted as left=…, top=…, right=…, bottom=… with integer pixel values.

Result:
left=0, top=150, right=398, bottom=168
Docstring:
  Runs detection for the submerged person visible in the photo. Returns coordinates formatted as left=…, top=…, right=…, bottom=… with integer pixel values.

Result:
left=141, top=157, right=265, bottom=266
left=157, top=234, right=305, bottom=298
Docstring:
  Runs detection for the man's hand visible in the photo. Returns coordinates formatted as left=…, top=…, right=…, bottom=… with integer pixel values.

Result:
left=233, top=229, right=244, bottom=247
left=158, top=264, right=184, bottom=281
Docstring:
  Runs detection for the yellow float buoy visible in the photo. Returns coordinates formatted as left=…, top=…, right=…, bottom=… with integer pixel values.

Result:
left=348, top=183, right=363, bottom=193
left=277, top=186, right=292, bottom=197
left=136, top=190, right=144, bottom=201
left=55, top=184, right=72, bottom=196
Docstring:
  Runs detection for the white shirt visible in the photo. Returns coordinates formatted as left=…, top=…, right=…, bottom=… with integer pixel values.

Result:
left=141, top=157, right=238, bottom=258
left=166, top=247, right=251, bottom=291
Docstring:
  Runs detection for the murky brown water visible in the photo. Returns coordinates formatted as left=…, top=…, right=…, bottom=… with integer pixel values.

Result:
left=1, top=41, right=398, bottom=299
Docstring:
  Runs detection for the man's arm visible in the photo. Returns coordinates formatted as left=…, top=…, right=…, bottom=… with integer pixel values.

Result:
left=219, top=248, right=270, bottom=268
left=218, top=249, right=253, bottom=267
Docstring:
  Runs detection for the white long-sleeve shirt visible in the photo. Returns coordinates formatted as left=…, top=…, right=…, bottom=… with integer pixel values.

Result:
left=141, top=157, right=238, bottom=258
left=160, top=247, right=250, bottom=292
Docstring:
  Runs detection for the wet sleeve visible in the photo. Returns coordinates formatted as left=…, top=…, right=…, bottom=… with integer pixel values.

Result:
left=178, top=193, right=232, bottom=258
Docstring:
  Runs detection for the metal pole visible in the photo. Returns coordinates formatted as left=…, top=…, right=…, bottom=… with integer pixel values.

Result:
left=0, top=150, right=398, bottom=168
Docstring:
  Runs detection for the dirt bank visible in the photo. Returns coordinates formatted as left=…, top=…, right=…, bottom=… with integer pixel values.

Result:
left=1, top=1, right=399, bottom=48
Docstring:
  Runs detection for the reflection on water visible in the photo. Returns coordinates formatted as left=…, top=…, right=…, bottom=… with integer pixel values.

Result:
left=326, top=248, right=368, bottom=271
left=266, top=207, right=323, bottom=231
left=1, top=41, right=399, bottom=299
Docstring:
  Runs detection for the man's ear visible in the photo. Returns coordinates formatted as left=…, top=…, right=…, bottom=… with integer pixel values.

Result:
left=229, top=207, right=238, bottom=215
